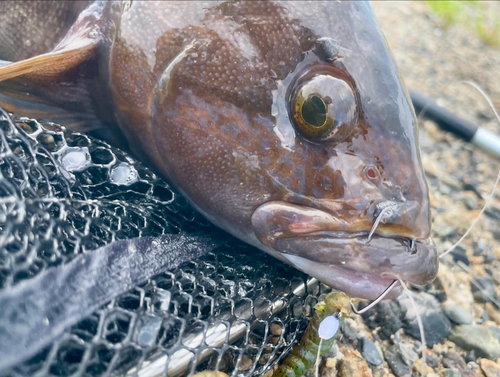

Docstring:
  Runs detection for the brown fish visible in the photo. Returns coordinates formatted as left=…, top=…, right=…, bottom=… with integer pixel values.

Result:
left=0, top=1, right=438, bottom=300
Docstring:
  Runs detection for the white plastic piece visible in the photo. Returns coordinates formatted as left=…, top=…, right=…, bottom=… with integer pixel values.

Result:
left=318, top=315, right=340, bottom=340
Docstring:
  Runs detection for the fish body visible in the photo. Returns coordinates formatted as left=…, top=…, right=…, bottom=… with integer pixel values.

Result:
left=0, top=1, right=438, bottom=300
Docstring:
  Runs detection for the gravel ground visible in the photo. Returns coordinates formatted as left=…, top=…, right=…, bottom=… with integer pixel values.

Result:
left=307, top=2, right=500, bottom=377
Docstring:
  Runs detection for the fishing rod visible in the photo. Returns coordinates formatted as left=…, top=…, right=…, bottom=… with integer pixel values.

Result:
left=410, top=89, right=500, bottom=159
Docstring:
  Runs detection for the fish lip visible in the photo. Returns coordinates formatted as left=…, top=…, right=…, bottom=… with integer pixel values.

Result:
left=251, top=201, right=439, bottom=294
left=273, top=233, right=438, bottom=286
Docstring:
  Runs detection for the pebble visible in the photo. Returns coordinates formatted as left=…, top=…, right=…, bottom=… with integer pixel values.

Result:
left=471, top=276, right=498, bottom=303
left=449, top=325, right=500, bottom=359
left=397, top=291, right=451, bottom=346
left=474, top=240, right=496, bottom=264
left=384, top=343, right=418, bottom=377
left=338, top=351, right=372, bottom=377
left=463, top=196, right=478, bottom=210
left=442, top=368, right=462, bottom=377
left=426, top=354, right=440, bottom=369
left=361, top=301, right=403, bottom=340
left=443, top=302, right=474, bottom=325
left=433, top=223, right=459, bottom=239
left=442, top=353, right=473, bottom=377
left=480, top=359, right=500, bottom=377
left=342, top=318, right=361, bottom=341
left=485, top=304, right=500, bottom=327
left=360, top=337, right=383, bottom=366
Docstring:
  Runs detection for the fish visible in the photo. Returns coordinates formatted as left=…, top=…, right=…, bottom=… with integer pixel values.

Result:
left=0, top=0, right=438, bottom=300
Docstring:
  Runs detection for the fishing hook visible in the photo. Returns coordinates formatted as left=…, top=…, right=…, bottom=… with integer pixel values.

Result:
left=367, top=205, right=396, bottom=242
left=350, top=280, right=399, bottom=315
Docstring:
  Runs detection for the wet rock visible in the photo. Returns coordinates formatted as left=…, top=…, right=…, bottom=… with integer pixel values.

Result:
left=480, top=359, right=500, bottom=377
left=384, top=343, right=418, bottom=377
left=338, top=351, right=372, bottom=377
left=443, top=353, right=473, bottom=377
left=443, top=302, right=473, bottom=325
left=397, top=291, right=451, bottom=346
left=360, top=337, right=383, bottom=366
left=361, top=301, right=402, bottom=340
left=449, top=325, right=500, bottom=359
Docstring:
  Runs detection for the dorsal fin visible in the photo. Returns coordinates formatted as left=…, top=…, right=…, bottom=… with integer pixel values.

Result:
left=0, top=36, right=98, bottom=83
left=0, top=4, right=105, bottom=133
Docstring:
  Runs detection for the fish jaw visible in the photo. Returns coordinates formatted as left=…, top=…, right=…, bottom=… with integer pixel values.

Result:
left=251, top=201, right=438, bottom=300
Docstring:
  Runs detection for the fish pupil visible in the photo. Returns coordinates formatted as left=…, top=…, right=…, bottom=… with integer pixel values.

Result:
left=302, top=95, right=327, bottom=128
left=367, top=168, right=378, bottom=179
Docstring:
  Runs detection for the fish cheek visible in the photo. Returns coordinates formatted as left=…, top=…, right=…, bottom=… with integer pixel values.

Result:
left=150, top=89, right=274, bottom=236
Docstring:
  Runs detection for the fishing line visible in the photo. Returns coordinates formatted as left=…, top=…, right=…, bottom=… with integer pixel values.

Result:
left=398, top=277, right=427, bottom=377
left=315, top=338, right=323, bottom=377
left=415, top=81, right=500, bottom=260
left=455, top=260, right=500, bottom=309
left=439, top=82, right=500, bottom=259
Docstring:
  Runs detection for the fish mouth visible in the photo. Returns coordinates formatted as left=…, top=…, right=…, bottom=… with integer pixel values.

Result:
left=251, top=201, right=439, bottom=300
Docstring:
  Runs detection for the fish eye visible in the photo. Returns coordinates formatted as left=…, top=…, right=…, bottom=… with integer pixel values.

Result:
left=289, top=71, right=359, bottom=142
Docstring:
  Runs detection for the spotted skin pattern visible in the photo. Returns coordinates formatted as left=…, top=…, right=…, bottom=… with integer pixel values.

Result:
left=0, top=1, right=438, bottom=300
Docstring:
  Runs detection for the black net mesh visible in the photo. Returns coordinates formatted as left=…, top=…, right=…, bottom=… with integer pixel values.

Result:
left=0, top=108, right=323, bottom=377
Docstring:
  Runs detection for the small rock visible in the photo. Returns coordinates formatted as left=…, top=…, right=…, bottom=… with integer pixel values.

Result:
left=485, top=303, right=500, bottom=326
left=433, top=223, right=459, bottom=239
left=397, top=291, right=451, bottom=346
left=450, top=249, right=470, bottom=266
left=325, top=358, right=337, bottom=369
left=449, top=325, right=500, bottom=359
left=413, top=358, right=435, bottom=376
left=472, top=276, right=498, bottom=303
left=384, top=343, right=418, bottom=377
left=443, top=353, right=473, bottom=377
left=360, top=337, right=383, bottom=366
left=480, top=359, right=500, bottom=377
left=463, top=196, right=477, bottom=210
left=338, top=351, right=372, bottom=377
left=443, top=368, right=462, bottom=377
left=361, top=301, right=403, bottom=340
left=342, top=318, right=361, bottom=341
left=466, top=350, right=477, bottom=363
left=474, top=240, right=495, bottom=264
left=426, top=354, right=439, bottom=368
left=443, top=302, right=474, bottom=325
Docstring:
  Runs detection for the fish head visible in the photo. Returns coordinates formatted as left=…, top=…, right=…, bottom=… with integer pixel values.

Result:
left=112, top=1, right=438, bottom=300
